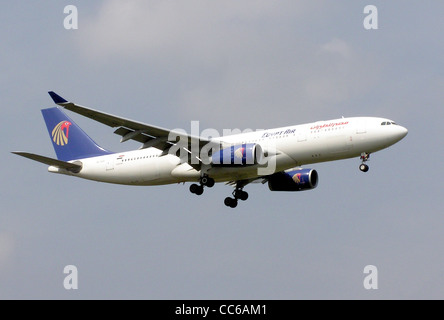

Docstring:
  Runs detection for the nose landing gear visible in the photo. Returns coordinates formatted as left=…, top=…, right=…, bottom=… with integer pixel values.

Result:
left=359, top=152, right=370, bottom=172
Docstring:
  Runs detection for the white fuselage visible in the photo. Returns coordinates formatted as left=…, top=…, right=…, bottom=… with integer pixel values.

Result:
left=48, top=117, right=408, bottom=185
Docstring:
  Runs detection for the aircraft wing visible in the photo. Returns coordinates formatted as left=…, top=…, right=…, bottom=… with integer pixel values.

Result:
left=48, top=91, right=216, bottom=169
left=12, top=152, right=82, bottom=172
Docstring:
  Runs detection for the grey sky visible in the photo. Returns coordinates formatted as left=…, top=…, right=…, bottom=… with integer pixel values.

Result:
left=1, top=1, right=443, bottom=299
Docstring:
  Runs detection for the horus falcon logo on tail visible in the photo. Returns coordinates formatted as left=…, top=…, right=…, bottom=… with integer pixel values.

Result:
left=52, top=121, right=72, bottom=146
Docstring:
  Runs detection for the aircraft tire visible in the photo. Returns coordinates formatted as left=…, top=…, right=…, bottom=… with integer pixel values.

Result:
left=195, top=185, right=204, bottom=195
left=206, top=178, right=215, bottom=188
left=224, top=197, right=238, bottom=208
left=190, top=183, right=201, bottom=194
left=239, top=191, right=248, bottom=201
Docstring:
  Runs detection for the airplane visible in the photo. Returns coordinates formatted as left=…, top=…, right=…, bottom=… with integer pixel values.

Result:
left=12, top=91, right=408, bottom=208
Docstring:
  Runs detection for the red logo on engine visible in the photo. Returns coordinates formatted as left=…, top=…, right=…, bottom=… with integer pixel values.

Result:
left=292, top=173, right=301, bottom=184
left=234, top=147, right=245, bottom=159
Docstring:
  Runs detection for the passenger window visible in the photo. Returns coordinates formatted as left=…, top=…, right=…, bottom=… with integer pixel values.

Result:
left=381, top=122, right=386, bottom=125
left=387, top=122, right=391, bottom=125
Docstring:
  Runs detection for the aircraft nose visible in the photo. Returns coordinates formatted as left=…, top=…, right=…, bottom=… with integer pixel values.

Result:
left=392, top=125, right=408, bottom=143
left=398, top=125, right=408, bottom=139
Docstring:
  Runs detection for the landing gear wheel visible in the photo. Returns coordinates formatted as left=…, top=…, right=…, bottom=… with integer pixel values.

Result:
left=234, top=190, right=248, bottom=201
left=359, top=164, right=369, bottom=172
left=190, top=183, right=204, bottom=195
left=195, top=185, right=204, bottom=195
left=200, top=176, right=215, bottom=188
left=205, top=177, right=215, bottom=188
left=225, top=185, right=249, bottom=208
left=224, top=197, right=238, bottom=208
left=190, top=184, right=198, bottom=193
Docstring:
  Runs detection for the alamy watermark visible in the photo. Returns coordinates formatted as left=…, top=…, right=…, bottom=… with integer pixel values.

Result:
left=363, top=265, right=378, bottom=290
left=363, top=5, right=378, bottom=30
left=62, top=5, right=378, bottom=31
left=64, top=5, right=78, bottom=30
left=165, top=122, right=279, bottom=175
left=63, top=265, right=78, bottom=290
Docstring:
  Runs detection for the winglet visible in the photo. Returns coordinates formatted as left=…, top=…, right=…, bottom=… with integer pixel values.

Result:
left=48, top=91, right=68, bottom=104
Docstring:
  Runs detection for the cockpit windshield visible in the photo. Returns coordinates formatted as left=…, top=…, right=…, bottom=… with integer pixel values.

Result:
left=381, top=121, right=397, bottom=126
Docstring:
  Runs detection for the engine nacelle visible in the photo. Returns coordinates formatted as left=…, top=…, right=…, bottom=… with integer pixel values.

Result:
left=211, top=143, right=263, bottom=166
left=268, top=168, right=318, bottom=191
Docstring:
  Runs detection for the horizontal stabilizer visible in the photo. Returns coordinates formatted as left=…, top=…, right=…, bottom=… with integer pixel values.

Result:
left=12, top=152, right=82, bottom=172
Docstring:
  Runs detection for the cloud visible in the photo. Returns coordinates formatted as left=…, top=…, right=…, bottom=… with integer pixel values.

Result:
left=77, top=0, right=305, bottom=63
left=304, top=38, right=379, bottom=109
left=321, top=38, right=353, bottom=59
left=74, top=1, right=380, bottom=128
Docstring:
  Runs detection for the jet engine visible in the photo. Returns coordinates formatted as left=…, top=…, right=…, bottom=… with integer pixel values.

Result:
left=211, top=143, right=264, bottom=166
left=268, top=168, right=318, bottom=191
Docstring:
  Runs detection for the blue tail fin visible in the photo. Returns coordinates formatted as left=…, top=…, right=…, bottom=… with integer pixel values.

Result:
left=41, top=107, right=113, bottom=161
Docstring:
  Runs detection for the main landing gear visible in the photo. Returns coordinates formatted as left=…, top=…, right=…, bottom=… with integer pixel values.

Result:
left=189, top=174, right=215, bottom=196
left=224, top=187, right=249, bottom=209
left=359, top=152, right=370, bottom=172
left=189, top=176, right=249, bottom=209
